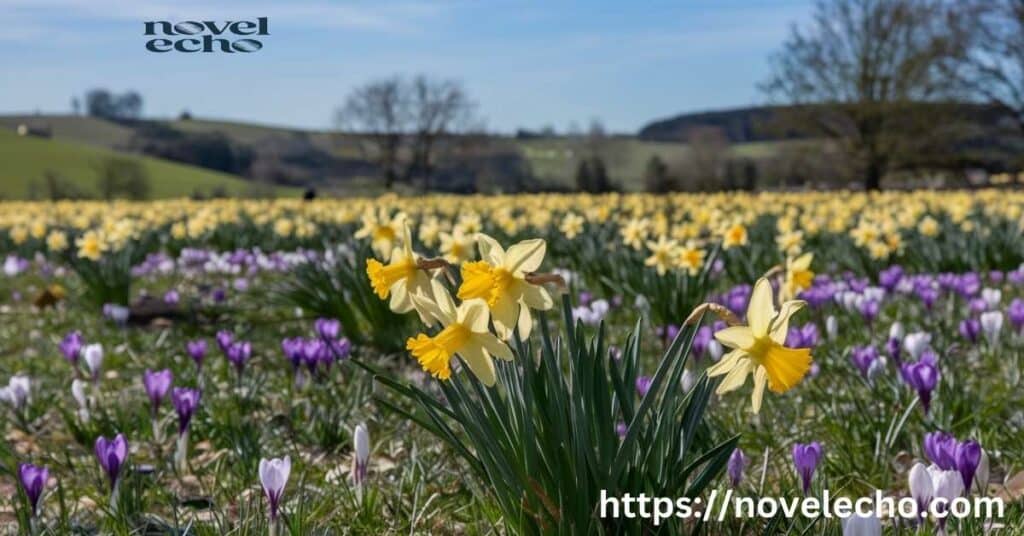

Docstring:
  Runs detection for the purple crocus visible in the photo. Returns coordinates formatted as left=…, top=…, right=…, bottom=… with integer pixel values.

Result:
left=94, top=433, right=128, bottom=490
left=728, top=448, right=748, bottom=488
left=259, top=456, right=291, bottom=522
left=901, top=360, right=939, bottom=414
left=850, top=346, right=879, bottom=379
left=163, top=290, right=180, bottom=305
left=281, top=337, right=305, bottom=370
left=858, top=299, right=880, bottom=325
left=142, top=369, right=173, bottom=414
left=215, top=330, right=234, bottom=353
left=615, top=421, right=627, bottom=439
left=879, top=265, right=904, bottom=291
left=18, top=463, right=48, bottom=517
left=314, top=318, right=341, bottom=340
left=226, top=341, right=251, bottom=377
left=792, top=442, right=823, bottom=495
left=186, top=339, right=207, bottom=369
left=635, top=376, right=653, bottom=398
left=1008, top=298, right=1024, bottom=331
left=172, top=387, right=201, bottom=436
left=924, top=431, right=958, bottom=470
left=59, top=331, right=84, bottom=366
left=959, top=318, right=981, bottom=344
left=956, top=440, right=982, bottom=492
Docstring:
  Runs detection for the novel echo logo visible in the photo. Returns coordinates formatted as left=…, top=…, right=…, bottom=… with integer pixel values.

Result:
left=144, top=17, right=268, bottom=53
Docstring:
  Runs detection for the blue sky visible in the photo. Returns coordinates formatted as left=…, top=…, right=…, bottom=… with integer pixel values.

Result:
left=0, top=0, right=813, bottom=133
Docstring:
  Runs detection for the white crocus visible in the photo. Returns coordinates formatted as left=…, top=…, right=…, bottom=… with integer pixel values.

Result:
left=842, top=508, right=882, bottom=536
left=981, top=288, right=1002, bottom=309
left=903, top=332, right=931, bottom=360
left=83, top=344, right=104, bottom=381
left=888, top=322, right=904, bottom=341
left=980, top=311, right=1003, bottom=345
left=825, top=315, right=838, bottom=340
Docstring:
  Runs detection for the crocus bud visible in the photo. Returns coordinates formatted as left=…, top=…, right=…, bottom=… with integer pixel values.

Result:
left=259, top=456, right=291, bottom=522
left=352, top=423, right=370, bottom=487
left=18, top=463, right=48, bottom=517
left=142, top=369, right=173, bottom=415
left=792, top=442, right=823, bottom=496
left=186, top=340, right=207, bottom=369
left=888, top=322, right=904, bottom=341
left=980, top=311, right=1003, bottom=345
left=315, top=318, right=341, bottom=340
left=83, top=344, right=103, bottom=382
left=95, top=433, right=128, bottom=491
left=825, top=315, right=837, bottom=341
left=0, top=375, right=30, bottom=409
left=707, top=340, right=723, bottom=361
left=908, top=462, right=933, bottom=520
left=727, top=448, right=748, bottom=488
left=955, top=440, right=982, bottom=493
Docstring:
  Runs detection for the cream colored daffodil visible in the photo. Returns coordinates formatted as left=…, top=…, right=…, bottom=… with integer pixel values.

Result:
left=407, top=280, right=513, bottom=386
left=365, top=224, right=433, bottom=321
left=456, top=234, right=554, bottom=340
left=707, top=278, right=812, bottom=414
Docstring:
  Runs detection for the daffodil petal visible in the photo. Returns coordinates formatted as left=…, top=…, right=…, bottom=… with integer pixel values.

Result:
left=505, top=239, right=546, bottom=274
left=476, top=333, right=513, bottom=361
left=751, top=366, right=768, bottom=414
left=715, top=359, right=753, bottom=394
left=459, top=299, right=491, bottom=332
left=520, top=283, right=553, bottom=311
left=476, top=234, right=504, bottom=266
left=458, top=344, right=496, bottom=386
left=706, top=349, right=744, bottom=377
left=769, top=300, right=806, bottom=344
left=747, top=277, right=775, bottom=338
left=714, top=326, right=754, bottom=350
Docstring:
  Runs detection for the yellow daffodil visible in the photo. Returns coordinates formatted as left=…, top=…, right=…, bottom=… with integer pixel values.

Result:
left=76, top=230, right=106, bottom=261
left=559, top=212, right=585, bottom=239
left=676, top=242, right=706, bottom=275
left=355, top=208, right=407, bottom=261
left=707, top=278, right=812, bottom=414
left=407, top=280, right=513, bottom=386
left=365, top=224, right=433, bottom=321
left=722, top=223, right=748, bottom=249
left=644, top=235, right=678, bottom=276
left=780, top=252, right=813, bottom=301
left=438, top=228, right=475, bottom=264
left=457, top=234, right=554, bottom=340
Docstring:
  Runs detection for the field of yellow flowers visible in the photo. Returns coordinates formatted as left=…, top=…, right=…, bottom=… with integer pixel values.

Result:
left=1, top=189, right=1023, bottom=534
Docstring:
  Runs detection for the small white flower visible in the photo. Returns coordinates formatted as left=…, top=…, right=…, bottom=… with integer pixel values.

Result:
left=83, top=344, right=103, bottom=379
left=973, top=449, right=989, bottom=496
left=842, top=507, right=882, bottom=536
left=908, top=463, right=933, bottom=515
left=680, top=368, right=695, bottom=392
left=258, top=456, right=291, bottom=520
left=888, top=322, right=904, bottom=341
left=981, top=288, right=1002, bottom=309
left=0, top=375, right=30, bottom=409
left=707, top=340, right=723, bottom=361
left=825, top=315, right=838, bottom=340
left=903, top=332, right=931, bottom=360
left=980, top=311, right=1003, bottom=345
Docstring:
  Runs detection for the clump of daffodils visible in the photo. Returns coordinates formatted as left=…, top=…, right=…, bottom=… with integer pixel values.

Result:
left=696, top=277, right=814, bottom=413
left=366, top=231, right=560, bottom=386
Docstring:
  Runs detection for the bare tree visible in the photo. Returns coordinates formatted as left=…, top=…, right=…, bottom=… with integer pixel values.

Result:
left=335, top=75, right=475, bottom=190
left=762, top=0, right=965, bottom=190
left=404, top=75, right=476, bottom=189
left=335, top=77, right=409, bottom=189
left=942, top=1, right=1024, bottom=133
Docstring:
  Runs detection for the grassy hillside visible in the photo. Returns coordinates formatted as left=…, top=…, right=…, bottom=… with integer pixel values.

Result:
left=516, top=137, right=789, bottom=191
left=0, top=115, right=135, bottom=148
left=0, top=129, right=295, bottom=200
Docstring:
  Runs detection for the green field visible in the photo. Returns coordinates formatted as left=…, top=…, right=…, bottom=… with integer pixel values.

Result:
left=0, top=129, right=296, bottom=200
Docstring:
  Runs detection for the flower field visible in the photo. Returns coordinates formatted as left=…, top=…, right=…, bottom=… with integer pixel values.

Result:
left=1, top=190, right=1024, bottom=534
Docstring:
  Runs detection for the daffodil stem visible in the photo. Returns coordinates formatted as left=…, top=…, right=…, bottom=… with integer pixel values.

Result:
left=524, top=272, right=566, bottom=289
left=684, top=302, right=742, bottom=327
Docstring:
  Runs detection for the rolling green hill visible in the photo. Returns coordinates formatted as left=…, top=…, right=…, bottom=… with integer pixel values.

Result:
left=0, top=129, right=296, bottom=200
